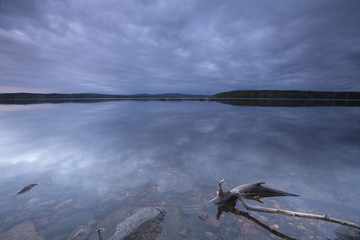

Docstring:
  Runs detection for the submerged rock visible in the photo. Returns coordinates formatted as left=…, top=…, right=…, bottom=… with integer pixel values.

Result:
left=0, top=220, right=43, bottom=240
left=197, top=211, right=209, bottom=221
left=157, top=207, right=186, bottom=240
left=44, top=212, right=93, bottom=239
left=88, top=207, right=139, bottom=240
left=335, top=226, right=360, bottom=240
left=196, top=211, right=220, bottom=228
left=109, top=207, right=166, bottom=240
left=74, top=191, right=98, bottom=209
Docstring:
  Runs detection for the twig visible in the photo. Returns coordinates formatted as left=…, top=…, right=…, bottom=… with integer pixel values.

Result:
left=236, top=193, right=360, bottom=230
left=96, top=228, right=104, bottom=240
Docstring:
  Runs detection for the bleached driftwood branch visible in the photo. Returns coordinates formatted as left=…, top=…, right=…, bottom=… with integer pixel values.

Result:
left=236, top=193, right=360, bottom=230
left=217, top=206, right=297, bottom=240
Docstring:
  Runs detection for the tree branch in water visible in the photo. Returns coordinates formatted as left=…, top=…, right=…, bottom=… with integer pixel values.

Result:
left=235, top=193, right=360, bottom=230
left=217, top=205, right=297, bottom=240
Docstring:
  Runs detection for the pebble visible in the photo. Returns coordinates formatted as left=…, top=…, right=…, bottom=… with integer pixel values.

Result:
left=259, top=216, right=269, bottom=222
left=297, top=224, right=306, bottom=230
left=205, top=231, right=214, bottom=237
left=197, top=211, right=209, bottom=221
left=156, top=187, right=164, bottom=192
left=180, top=228, right=187, bottom=236
left=272, top=224, right=279, bottom=229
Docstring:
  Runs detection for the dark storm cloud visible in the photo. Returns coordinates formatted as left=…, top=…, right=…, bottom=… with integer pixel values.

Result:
left=0, top=0, right=360, bottom=94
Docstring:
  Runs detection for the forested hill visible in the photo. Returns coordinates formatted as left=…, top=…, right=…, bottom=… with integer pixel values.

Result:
left=213, top=90, right=360, bottom=99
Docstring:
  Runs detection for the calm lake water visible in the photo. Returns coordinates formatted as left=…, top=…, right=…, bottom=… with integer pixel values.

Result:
left=0, top=100, right=359, bottom=240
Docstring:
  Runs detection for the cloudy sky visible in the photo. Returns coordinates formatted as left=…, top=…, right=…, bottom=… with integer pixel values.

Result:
left=0, top=0, right=359, bottom=94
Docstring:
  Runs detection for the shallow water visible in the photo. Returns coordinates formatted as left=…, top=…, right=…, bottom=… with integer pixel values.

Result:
left=0, top=100, right=359, bottom=239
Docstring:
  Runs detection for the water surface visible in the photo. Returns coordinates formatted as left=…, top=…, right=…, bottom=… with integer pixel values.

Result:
left=0, top=101, right=359, bottom=239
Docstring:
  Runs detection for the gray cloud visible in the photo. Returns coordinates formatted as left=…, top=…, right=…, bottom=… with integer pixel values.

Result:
left=0, top=0, right=360, bottom=94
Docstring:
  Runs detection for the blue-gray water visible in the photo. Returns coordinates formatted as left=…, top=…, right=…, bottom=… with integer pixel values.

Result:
left=0, top=101, right=359, bottom=239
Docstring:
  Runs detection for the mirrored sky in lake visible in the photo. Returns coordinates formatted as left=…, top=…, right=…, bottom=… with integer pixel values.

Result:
left=0, top=101, right=359, bottom=239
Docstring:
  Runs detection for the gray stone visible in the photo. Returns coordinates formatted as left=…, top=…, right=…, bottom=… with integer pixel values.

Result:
left=109, top=207, right=166, bottom=240
left=87, top=207, right=140, bottom=240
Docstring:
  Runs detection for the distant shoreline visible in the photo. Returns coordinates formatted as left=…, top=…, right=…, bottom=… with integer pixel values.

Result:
left=1, top=90, right=360, bottom=100
left=0, top=92, right=211, bottom=100
left=1, top=98, right=359, bottom=107
left=1, top=91, right=360, bottom=107
left=213, top=90, right=360, bottom=99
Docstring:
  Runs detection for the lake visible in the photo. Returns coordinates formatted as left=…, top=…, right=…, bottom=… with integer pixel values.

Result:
left=0, top=100, right=359, bottom=240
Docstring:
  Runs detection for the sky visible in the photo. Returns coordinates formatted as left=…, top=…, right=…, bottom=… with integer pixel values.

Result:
left=0, top=0, right=360, bottom=94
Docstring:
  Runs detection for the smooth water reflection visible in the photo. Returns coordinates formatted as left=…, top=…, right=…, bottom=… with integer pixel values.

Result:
left=0, top=101, right=359, bottom=239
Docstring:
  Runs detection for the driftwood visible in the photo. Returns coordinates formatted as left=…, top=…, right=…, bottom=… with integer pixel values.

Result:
left=213, top=180, right=360, bottom=230
left=237, top=194, right=360, bottom=230
left=217, top=205, right=296, bottom=240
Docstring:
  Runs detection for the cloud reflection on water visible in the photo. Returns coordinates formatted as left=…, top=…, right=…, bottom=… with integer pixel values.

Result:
left=0, top=101, right=359, bottom=238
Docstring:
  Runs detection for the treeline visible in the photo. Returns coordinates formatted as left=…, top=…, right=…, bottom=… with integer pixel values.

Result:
left=0, top=93, right=210, bottom=100
left=215, top=99, right=360, bottom=107
left=2, top=91, right=360, bottom=101
left=0, top=93, right=128, bottom=100
left=213, top=90, right=360, bottom=99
